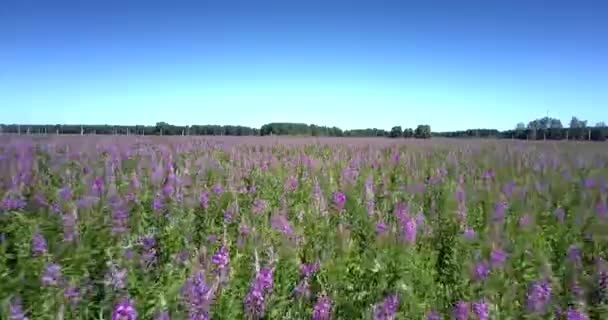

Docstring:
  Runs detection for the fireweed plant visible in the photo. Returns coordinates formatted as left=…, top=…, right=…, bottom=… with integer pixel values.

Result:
left=0, top=136, right=607, bottom=319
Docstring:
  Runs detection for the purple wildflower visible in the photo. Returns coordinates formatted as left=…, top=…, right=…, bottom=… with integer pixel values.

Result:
left=93, top=177, right=105, bottom=196
left=527, top=280, right=552, bottom=314
left=519, top=215, right=533, bottom=229
left=200, top=191, right=209, bottom=209
left=333, top=191, right=346, bottom=212
left=294, top=280, right=311, bottom=299
left=402, top=216, right=417, bottom=245
left=474, top=261, right=491, bottom=281
left=490, top=248, right=508, bottom=268
left=112, top=206, right=129, bottom=235
left=213, top=184, right=223, bottom=196
left=252, top=199, right=267, bottom=215
left=376, top=222, right=388, bottom=236
left=493, top=202, right=507, bottom=222
left=454, top=301, right=470, bottom=320
left=312, top=296, right=332, bottom=320
left=59, top=186, right=72, bottom=202
left=42, top=263, right=62, bottom=287
left=182, top=271, right=215, bottom=320
left=257, top=267, right=275, bottom=291
left=64, top=286, right=82, bottom=305
left=300, top=262, right=320, bottom=278
left=244, top=287, right=265, bottom=318
left=162, top=183, right=174, bottom=198
left=367, top=199, right=376, bottom=216
left=567, top=308, right=589, bottom=320
left=106, top=266, right=128, bottom=290
left=140, top=236, right=157, bottom=267
left=152, top=194, right=164, bottom=212
left=463, top=228, right=476, bottom=240
left=285, top=176, right=299, bottom=192
left=244, top=267, right=275, bottom=318
left=9, top=297, right=28, bottom=320
left=472, top=300, right=489, bottom=320
left=271, top=215, right=293, bottom=236
left=112, top=299, right=137, bottom=320
left=572, top=282, right=585, bottom=298
left=32, top=232, right=48, bottom=256
left=373, top=295, right=399, bottom=320
left=212, top=246, right=230, bottom=271
left=1, top=195, right=27, bottom=211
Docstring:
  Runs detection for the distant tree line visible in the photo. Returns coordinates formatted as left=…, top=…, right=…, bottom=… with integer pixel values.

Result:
left=434, top=116, right=608, bottom=141
left=0, top=122, right=433, bottom=139
left=1, top=116, right=605, bottom=141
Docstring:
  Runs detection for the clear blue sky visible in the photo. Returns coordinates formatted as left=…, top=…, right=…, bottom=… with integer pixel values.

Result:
left=1, top=0, right=606, bottom=131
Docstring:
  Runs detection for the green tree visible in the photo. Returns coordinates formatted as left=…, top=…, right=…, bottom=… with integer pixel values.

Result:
left=389, top=126, right=403, bottom=138
left=414, top=124, right=431, bottom=139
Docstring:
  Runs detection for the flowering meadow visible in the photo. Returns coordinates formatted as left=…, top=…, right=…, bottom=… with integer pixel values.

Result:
left=1, top=136, right=607, bottom=320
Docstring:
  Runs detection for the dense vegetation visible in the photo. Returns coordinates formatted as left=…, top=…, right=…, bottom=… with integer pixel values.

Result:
left=1, top=136, right=607, bottom=319
left=1, top=115, right=606, bottom=140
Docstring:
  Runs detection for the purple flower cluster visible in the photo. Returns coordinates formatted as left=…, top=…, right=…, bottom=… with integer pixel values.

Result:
left=395, top=203, right=417, bottom=245
left=566, top=307, right=589, bottom=320
left=42, top=263, right=62, bottom=287
left=140, top=236, right=157, bottom=268
left=373, top=295, right=399, bottom=320
left=493, top=202, right=507, bottom=223
left=294, top=262, right=320, bottom=299
left=527, top=280, right=552, bottom=314
left=244, top=267, right=275, bottom=318
left=271, top=215, right=293, bottom=236
left=312, top=296, right=333, bottom=320
left=111, top=202, right=129, bottom=236
left=64, top=285, right=83, bottom=305
left=105, top=264, right=128, bottom=290
left=252, top=199, right=267, bottom=215
left=9, top=297, right=28, bottom=320
left=453, top=301, right=469, bottom=320
left=463, top=227, right=476, bottom=240
left=200, top=191, right=209, bottom=209
left=213, top=184, right=223, bottom=196
left=1, top=194, right=27, bottom=212
left=490, top=248, right=508, bottom=268
left=32, top=232, right=48, bottom=256
left=182, top=271, right=216, bottom=320
left=59, top=185, right=73, bottom=202
left=285, top=176, right=299, bottom=192
left=472, top=300, right=489, bottom=320
left=112, top=299, right=137, bottom=320
left=333, top=191, right=346, bottom=212
left=152, top=193, right=164, bottom=212
left=211, top=246, right=230, bottom=271
left=474, top=261, right=491, bottom=281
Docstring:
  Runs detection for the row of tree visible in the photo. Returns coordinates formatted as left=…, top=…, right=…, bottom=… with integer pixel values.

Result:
left=434, top=116, right=608, bottom=141
left=0, top=122, right=433, bottom=139
left=1, top=116, right=605, bottom=141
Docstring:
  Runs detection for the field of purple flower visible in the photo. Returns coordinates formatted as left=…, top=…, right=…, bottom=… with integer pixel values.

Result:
left=1, top=136, right=607, bottom=319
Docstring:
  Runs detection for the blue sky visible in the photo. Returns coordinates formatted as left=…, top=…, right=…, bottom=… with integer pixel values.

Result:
left=1, top=0, right=607, bottom=131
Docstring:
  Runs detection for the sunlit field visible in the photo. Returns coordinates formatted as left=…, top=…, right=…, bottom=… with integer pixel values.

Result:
left=1, top=136, right=607, bottom=319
